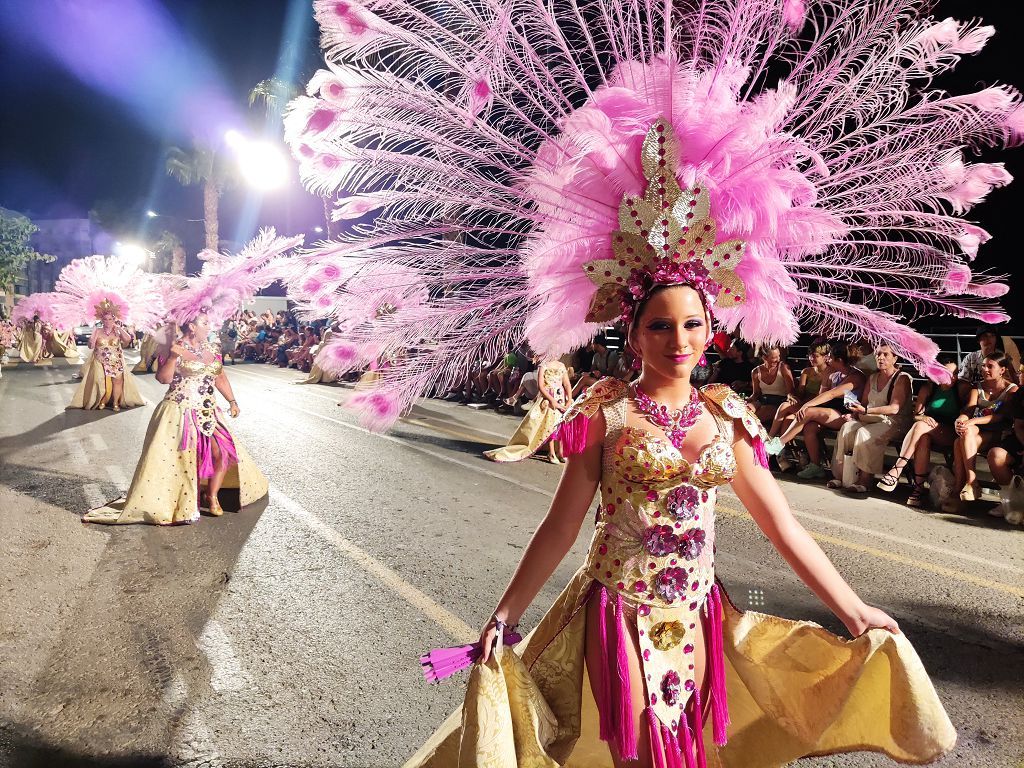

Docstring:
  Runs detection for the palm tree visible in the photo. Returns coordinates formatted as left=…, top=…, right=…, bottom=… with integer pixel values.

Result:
left=153, top=230, right=186, bottom=275
left=165, top=145, right=231, bottom=252
left=249, top=78, right=335, bottom=238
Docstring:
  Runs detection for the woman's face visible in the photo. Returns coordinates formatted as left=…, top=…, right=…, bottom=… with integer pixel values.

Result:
left=101, top=312, right=115, bottom=329
left=875, top=346, right=897, bottom=372
left=762, top=348, right=781, bottom=366
left=808, top=350, right=826, bottom=369
left=190, top=313, right=211, bottom=338
left=630, top=285, right=710, bottom=380
left=826, top=352, right=845, bottom=372
left=982, top=358, right=1005, bottom=382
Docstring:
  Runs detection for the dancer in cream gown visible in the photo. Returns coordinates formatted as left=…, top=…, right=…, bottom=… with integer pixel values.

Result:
left=84, top=311, right=267, bottom=524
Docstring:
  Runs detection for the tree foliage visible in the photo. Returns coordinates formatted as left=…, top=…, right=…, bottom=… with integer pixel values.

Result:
left=0, top=208, right=54, bottom=291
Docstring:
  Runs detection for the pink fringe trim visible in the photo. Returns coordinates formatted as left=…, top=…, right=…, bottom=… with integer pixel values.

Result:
left=752, top=434, right=769, bottom=469
left=691, top=687, right=707, bottom=767
left=179, top=411, right=239, bottom=480
left=553, top=413, right=589, bottom=455
left=706, top=584, right=731, bottom=746
left=597, top=587, right=613, bottom=742
left=680, top=718, right=697, bottom=768
left=614, top=592, right=637, bottom=760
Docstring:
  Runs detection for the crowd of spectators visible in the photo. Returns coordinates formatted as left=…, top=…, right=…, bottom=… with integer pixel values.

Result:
left=220, top=309, right=332, bottom=373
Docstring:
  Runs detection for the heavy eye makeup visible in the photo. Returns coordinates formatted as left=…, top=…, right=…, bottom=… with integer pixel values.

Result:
left=644, top=317, right=705, bottom=331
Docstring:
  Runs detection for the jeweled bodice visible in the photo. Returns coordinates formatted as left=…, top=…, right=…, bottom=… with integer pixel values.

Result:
left=165, top=345, right=223, bottom=437
left=95, top=335, right=125, bottom=376
left=588, top=392, right=737, bottom=611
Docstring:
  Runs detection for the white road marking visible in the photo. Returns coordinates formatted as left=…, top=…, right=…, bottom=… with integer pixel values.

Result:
left=81, top=483, right=106, bottom=509
left=232, top=373, right=1023, bottom=579
left=272, top=487, right=476, bottom=644
left=105, top=464, right=129, bottom=488
left=196, top=620, right=251, bottom=693
left=163, top=673, right=223, bottom=768
left=88, top=433, right=108, bottom=452
left=63, top=436, right=89, bottom=468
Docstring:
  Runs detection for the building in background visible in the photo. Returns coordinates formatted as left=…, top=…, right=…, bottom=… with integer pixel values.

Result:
left=19, top=218, right=115, bottom=295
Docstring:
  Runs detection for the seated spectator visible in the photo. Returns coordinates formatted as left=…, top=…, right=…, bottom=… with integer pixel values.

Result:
left=574, top=336, right=617, bottom=393
left=287, top=327, right=319, bottom=370
left=766, top=341, right=867, bottom=480
left=944, top=352, right=1018, bottom=512
left=707, top=338, right=755, bottom=395
left=825, top=344, right=913, bottom=493
left=504, top=355, right=541, bottom=408
left=274, top=326, right=300, bottom=367
left=849, top=338, right=877, bottom=375
left=748, top=345, right=795, bottom=427
left=769, top=341, right=829, bottom=441
left=987, top=390, right=1024, bottom=525
left=877, top=359, right=960, bottom=506
left=957, top=325, right=1004, bottom=402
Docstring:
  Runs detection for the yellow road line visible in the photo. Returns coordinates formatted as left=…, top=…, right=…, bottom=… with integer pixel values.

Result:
left=716, top=503, right=1024, bottom=599
left=273, top=486, right=477, bottom=644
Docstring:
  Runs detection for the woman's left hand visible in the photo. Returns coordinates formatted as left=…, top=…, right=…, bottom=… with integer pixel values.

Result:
left=229, top=402, right=240, bottom=418
left=844, top=603, right=900, bottom=637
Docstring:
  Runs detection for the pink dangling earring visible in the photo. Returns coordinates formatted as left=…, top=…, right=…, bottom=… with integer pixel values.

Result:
left=699, top=352, right=707, bottom=367
left=631, top=356, right=642, bottom=371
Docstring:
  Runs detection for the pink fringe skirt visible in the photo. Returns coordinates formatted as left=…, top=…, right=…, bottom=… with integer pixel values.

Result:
left=591, top=584, right=729, bottom=768
left=179, top=410, right=239, bottom=479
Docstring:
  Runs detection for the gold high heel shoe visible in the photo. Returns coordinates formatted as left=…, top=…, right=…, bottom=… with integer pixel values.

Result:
left=209, top=497, right=224, bottom=517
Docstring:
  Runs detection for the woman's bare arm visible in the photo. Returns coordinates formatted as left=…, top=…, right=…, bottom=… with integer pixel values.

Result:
left=730, top=428, right=899, bottom=637
left=480, top=411, right=604, bottom=661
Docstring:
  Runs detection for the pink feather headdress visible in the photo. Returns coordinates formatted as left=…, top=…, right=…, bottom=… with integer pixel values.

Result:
left=11, top=293, right=60, bottom=327
left=281, top=0, right=1018, bottom=430
left=164, top=228, right=303, bottom=327
left=49, top=255, right=166, bottom=332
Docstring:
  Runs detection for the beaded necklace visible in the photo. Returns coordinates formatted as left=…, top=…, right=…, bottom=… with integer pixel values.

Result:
left=632, top=383, right=703, bottom=451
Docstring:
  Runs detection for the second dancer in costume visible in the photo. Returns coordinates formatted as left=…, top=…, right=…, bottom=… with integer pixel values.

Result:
left=485, top=358, right=572, bottom=463
left=83, top=310, right=267, bottom=524
left=69, top=302, right=146, bottom=410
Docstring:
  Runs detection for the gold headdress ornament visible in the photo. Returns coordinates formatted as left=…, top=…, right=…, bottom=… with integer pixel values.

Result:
left=583, top=118, right=748, bottom=324
left=94, top=297, right=122, bottom=320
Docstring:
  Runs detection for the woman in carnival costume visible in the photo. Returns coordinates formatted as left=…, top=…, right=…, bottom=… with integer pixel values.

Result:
left=280, top=0, right=1019, bottom=764
left=83, top=230, right=299, bottom=525
left=485, top=357, right=573, bottom=464
left=46, top=256, right=153, bottom=411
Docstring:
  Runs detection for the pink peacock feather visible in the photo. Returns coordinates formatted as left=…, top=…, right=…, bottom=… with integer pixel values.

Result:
left=282, top=0, right=1019, bottom=430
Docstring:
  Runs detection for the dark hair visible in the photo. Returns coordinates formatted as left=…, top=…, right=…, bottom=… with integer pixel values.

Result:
left=629, top=284, right=711, bottom=333
left=975, top=325, right=999, bottom=340
left=828, top=341, right=852, bottom=365
left=985, top=351, right=1013, bottom=370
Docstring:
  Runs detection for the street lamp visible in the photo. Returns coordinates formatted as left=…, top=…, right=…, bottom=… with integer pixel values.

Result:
left=146, top=210, right=158, bottom=218
left=115, top=242, right=151, bottom=268
left=224, top=130, right=289, bottom=191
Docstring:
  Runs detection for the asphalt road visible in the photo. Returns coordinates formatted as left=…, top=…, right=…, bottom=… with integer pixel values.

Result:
left=1, top=355, right=1021, bottom=768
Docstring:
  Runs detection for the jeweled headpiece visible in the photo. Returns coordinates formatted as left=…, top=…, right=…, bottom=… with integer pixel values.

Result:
left=94, top=297, right=121, bottom=320
left=583, top=119, right=747, bottom=327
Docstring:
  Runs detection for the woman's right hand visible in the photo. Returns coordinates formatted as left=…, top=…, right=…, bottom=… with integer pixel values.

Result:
left=169, top=343, right=186, bottom=358
left=478, top=616, right=501, bottom=665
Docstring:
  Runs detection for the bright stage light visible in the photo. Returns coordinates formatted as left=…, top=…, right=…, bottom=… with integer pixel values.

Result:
left=146, top=210, right=158, bottom=218
left=223, top=130, right=289, bottom=190
left=116, top=242, right=150, bottom=266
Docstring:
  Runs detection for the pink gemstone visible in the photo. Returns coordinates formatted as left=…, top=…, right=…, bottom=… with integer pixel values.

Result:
left=598, top=544, right=608, bottom=555
left=643, top=649, right=651, bottom=660
left=646, top=490, right=658, bottom=501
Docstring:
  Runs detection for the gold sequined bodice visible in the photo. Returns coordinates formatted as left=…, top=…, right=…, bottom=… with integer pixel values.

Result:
left=165, top=344, right=224, bottom=436
left=587, top=391, right=737, bottom=611
left=94, top=334, right=125, bottom=377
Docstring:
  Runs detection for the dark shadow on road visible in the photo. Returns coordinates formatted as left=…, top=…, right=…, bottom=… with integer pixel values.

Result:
left=4, top=492, right=271, bottom=764
left=0, top=410, right=118, bottom=459
left=0, top=725, right=170, bottom=768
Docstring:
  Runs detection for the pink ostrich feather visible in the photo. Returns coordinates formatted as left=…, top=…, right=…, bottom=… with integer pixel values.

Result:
left=49, top=255, right=165, bottom=330
left=165, top=229, right=303, bottom=326
left=280, top=0, right=1018, bottom=430
left=11, top=293, right=60, bottom=326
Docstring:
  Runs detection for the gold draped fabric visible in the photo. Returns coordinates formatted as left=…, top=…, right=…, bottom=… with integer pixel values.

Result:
left=406, top=379, right=955, bottom=767
left=484, top=362, right=568, bottom=463
left=67, top=352, right=147, bottom=410
left=83, top=351, right=268, bottom=525
left=17, top=323, right=42, bottom=363
left=132, top=334, right=159, bottom=373
left=298, top=330, right=338, bottom=384
left=47, top=330, right=80, bottom=359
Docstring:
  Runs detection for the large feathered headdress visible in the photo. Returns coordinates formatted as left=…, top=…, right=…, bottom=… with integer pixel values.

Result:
left=11, top=293, right=60, bottom=327
left=164, top=228, right=304, bottom=326
left=282, top=0, right=1019, bottom=429
left=49, top=255, right=166, bottom=331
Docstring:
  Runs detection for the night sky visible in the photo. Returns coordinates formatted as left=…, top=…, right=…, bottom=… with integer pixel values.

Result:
left=0, top=0, right=1020, bottom=319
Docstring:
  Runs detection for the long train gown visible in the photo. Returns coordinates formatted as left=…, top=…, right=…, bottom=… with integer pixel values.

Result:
left=485, top=361, right=569, bottom=462
left=297, top=329, right=338, bottom=384
left=408, top=379, right=955, bottom=768
left=47, top=328, right=81, bottom=360
left=68, top=336, right=146, bottom=409
left=83, top=342, right=268, bottom=525
left=17, top=321, right=42, bottom=363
